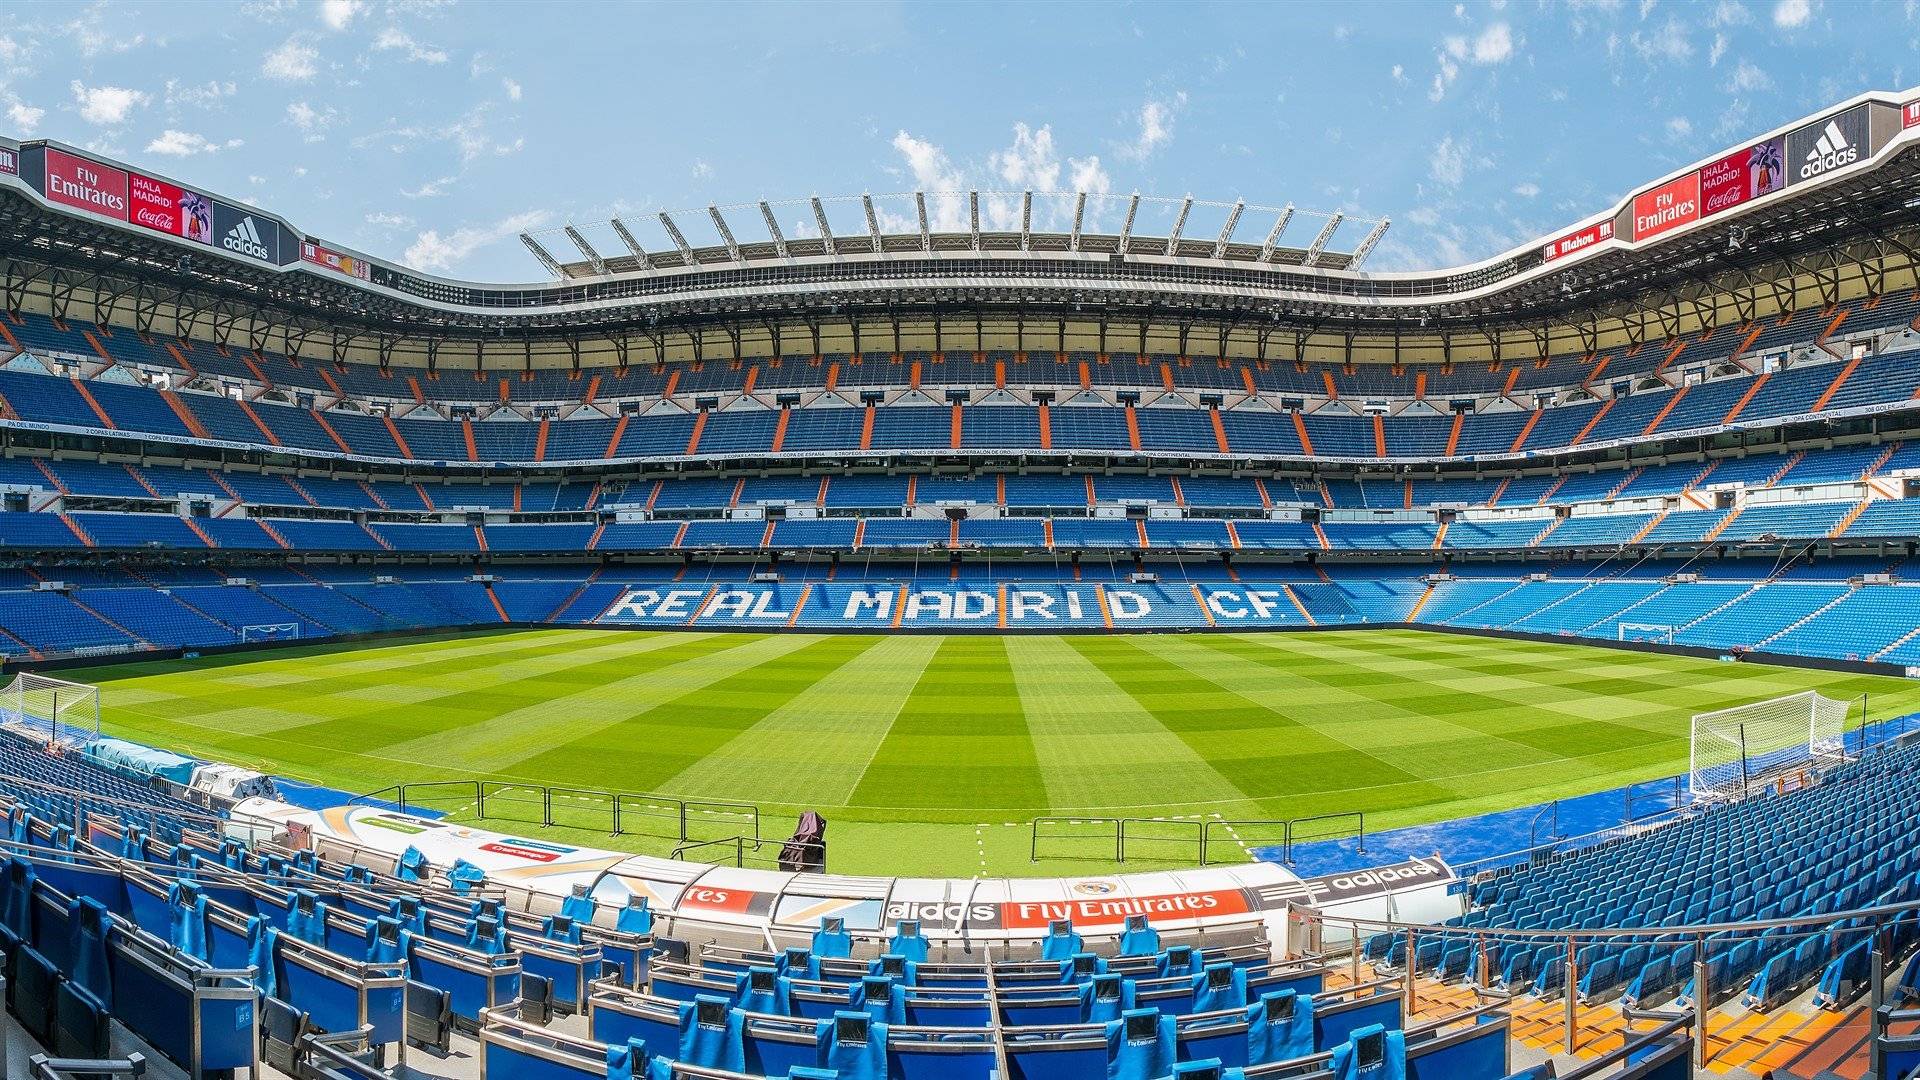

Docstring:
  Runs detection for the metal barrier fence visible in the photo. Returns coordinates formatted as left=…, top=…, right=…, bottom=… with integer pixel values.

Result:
left=668, top=834, right=781, bottom=869
left=1301, top=894, right=1915, bottom=1071
left=352, top=779, right=761, bottom=846
left=1029, top=811, right=1365, bottom=864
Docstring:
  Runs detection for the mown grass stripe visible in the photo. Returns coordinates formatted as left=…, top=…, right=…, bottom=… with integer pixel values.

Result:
left=383, top=633, right=827, bottom=775
left=652, top=635, right=938, bottom=806
left=1010, top=635, right=1262, bottom=815
left=847, top=637, right=1049, bottom=812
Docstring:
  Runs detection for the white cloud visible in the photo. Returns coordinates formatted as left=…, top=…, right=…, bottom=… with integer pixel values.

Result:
left=1429, top=57, right=1458, bottom=101
left=1773, top=0, right=1811, bottom=26
left=401, top=175, right=455, bottom=198
left=1708, top=32, right=1728, bottom=65
left=354, top=104, right=521, bottom=163
left=164, top=79, right=237, bottom=110
left=1665, top=115, right=1693, bottom=140
left=319, top=0, right=365, bottom=30
left=884, top=126, right=1105, bottom=232
left=1469, top=22, right=1514, bottom=62
left=691, top=159, right=712, bottom=179
left=285, top=101, right=339, bottom=141
left=240, top=0, right=296, bottom=21
left=1711, top=0, right=1752, bottom=24
left=979, top=123, right=1108, bottom=227
left=405, top=210, right=551, bottom=271
left=1390, top=64, right=1407, bottom=84
left=1512, top=181, right=1541, bottom=197
left=1120, top=92, right=1185, bottom=162
left=502, top=78, right=522, bottom=101
left=373, top=26, right=448, bottom=64
left=1730, top=59, right=1771, bottom=90
left=4, top=94, right=44, bottom=133
left=69, top=82, right=148, bottom=126
left=364, top=211, right=412, bottom=228
left=1069, top=155, right=1111, bottom=197
left=63, top=7, right=143, bottom=57
left=1431, top=22, right=1513, bottom=98
left=1629, top=17, right=1694, bottom=60
left=1442, top=22, right=1516, bottom=64
left=991, top=123, right=1064, bottom=189
left=263, top=36, right=320, bottom=81
left=145, top=130, right=242, bottom=156
left=1431, top=136, right=1468, bottom=185
left=890, top=130, right=966, bottom=193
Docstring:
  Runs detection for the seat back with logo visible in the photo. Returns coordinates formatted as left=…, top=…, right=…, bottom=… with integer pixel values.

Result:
left=1105, top=1007, right=1177, bottom=1080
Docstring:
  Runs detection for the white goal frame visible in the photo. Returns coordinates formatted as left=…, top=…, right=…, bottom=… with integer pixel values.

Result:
left=0, top=672, right=100, bottom=745
left=240, top=622, right=301, bottom=643
left=1618, top=623, right=1676, bottom=644
left=1689, top=690, right=1853, bottom=802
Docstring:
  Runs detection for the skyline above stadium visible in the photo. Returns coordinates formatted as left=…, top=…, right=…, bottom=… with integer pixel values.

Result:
left=0, top=0, right=1914, bottom=283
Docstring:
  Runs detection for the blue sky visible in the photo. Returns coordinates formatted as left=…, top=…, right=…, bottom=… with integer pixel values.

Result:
left=2, top=0, right=1913, bottom=280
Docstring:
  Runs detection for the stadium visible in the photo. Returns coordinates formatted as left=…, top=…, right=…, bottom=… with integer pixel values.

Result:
left=4, top=64, right=1920, bottom=1080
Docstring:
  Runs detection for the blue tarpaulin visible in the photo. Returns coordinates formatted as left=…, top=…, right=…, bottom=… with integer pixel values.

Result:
left=82, top=738, right=197, bottom=786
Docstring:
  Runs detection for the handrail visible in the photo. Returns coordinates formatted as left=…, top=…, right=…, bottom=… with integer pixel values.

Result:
left=669, top=834, right=749, bottom=867
left=1303, top=889, right=1920, bottom=942
left=1554, top=1013, right=1693, bottom=1079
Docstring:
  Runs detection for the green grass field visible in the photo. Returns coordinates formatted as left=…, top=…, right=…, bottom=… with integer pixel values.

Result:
left=68, top=628, right=1920, bottom=877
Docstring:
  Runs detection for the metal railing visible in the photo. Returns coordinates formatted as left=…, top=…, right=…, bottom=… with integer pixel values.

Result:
left=667, top=834, right=780, bottom=868
left=1301, top=892, right=1920, bottom=1070
left=1193, top=812, right=1366, bottom=865
left=351, top=779, right=761, bottom=847
left=1028, top=811, right=1365, bottom=864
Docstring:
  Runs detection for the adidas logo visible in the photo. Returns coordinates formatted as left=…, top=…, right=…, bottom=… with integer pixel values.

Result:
left=1800, top=119, right=1858, bottom=179
left=222, top=216, right=272, bottom=260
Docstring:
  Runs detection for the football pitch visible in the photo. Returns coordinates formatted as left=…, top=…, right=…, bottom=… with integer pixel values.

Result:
left=71, top=628, right=1920, bottom=877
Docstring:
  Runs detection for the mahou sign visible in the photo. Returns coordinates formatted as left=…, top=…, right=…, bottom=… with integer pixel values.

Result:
left=1540, top=220, right=1614, bottom=263
left=43, top=149, right=128, bottom=220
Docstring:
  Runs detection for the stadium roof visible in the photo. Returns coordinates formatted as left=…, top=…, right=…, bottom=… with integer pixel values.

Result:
left=1, top=89, right=1917, bottom=369
left=520, top=194, right=1388, bottom=278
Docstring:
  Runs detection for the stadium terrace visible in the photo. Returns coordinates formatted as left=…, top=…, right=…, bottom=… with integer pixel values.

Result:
left=0, top=87, right=1919, bottom=1080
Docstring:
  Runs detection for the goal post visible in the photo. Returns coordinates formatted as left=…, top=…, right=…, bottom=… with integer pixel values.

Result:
left=0, top=673, right=101, bottom=746
left=1689, top=690, right=1853, bottom=802
left=1619, top=623, right=1676, bottom=644
left=240, top=623, right=301, bottom=643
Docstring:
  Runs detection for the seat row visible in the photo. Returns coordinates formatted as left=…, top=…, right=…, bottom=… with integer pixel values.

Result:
left=11, top=293, right=1911, bottom=407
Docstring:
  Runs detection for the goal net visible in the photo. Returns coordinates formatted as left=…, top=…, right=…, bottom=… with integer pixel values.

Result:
left=1619, top=623, right=1676, bottom=644
left=1689, top=690, right=1852, bottom=802
left=0, top=673, right=101, bottom=746
left=241, top=623, right=301, bottom=643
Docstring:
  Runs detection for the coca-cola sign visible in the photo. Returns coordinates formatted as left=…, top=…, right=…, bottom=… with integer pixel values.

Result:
left=128, top=172, right=213, bottom=244
left=42, top=149, right=127, bottom=220
left=1698, top=136, right=1785, bottom=219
